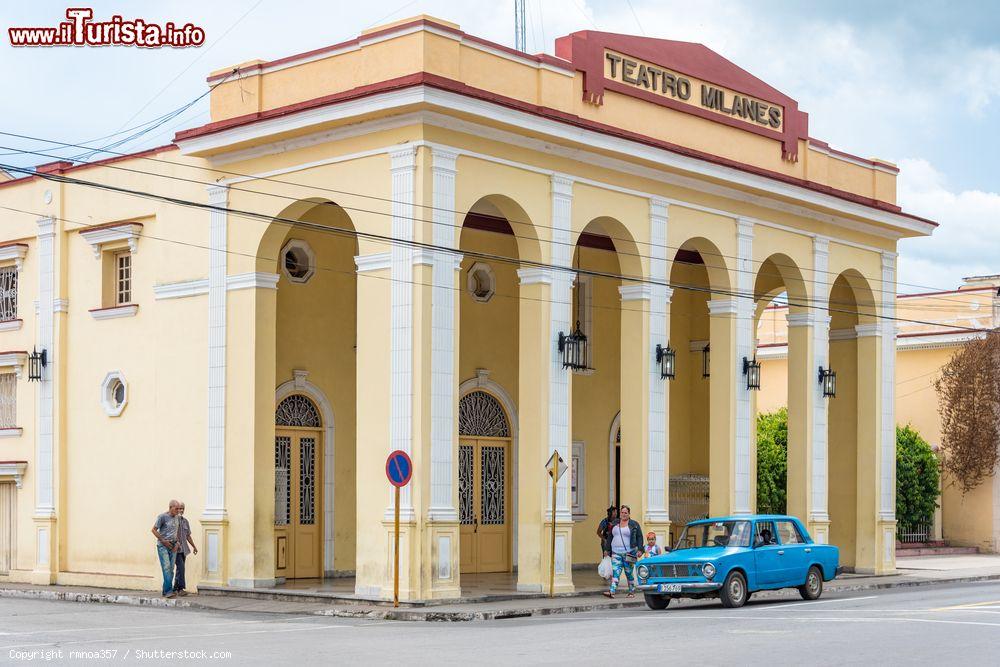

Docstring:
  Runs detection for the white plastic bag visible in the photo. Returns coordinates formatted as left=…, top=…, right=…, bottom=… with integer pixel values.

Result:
left=598, top=555, right=613, bottom=579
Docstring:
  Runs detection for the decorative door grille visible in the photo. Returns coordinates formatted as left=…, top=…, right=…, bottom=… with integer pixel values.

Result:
left=299, top=437, right=316, bottom=525
left=458, top=391, right=509, bottom=437
left=275, top=395, right=321, bottom=427
left=669, top=474, right=710, bottom=527
left=458, top=445, right=473, bottom=525
left=0, top=268, right=16, bottom=321
left=480, top=445, right=506, bottom=525
left=274, top=436, right=290, bottom=525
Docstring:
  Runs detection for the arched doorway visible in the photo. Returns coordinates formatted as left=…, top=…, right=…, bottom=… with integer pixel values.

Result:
left=458, top=389, right=512, bottom=573
left=274, top=394, right=323, bottom=579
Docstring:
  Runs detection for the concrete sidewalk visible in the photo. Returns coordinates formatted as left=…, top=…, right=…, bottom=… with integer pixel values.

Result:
left=3, top=554, right=1000, bottom=621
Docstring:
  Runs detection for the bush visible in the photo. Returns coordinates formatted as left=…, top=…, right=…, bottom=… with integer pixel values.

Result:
left=756, top=408, right=787, bottom=514
left=896, top=425, right=940, bottom=527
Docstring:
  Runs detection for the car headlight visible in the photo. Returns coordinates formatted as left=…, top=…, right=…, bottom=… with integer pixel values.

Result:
left=702, top=563, right=716, bottom=580
left=637, top=564, right=649, bottom=580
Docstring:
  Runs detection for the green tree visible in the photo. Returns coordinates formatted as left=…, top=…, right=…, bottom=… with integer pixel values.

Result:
left=756, top=408, right=787, bottom=514
left=896, top=424, right=941, bottom=527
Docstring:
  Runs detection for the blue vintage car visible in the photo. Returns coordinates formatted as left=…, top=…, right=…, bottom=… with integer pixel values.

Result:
left=636, top=515, right=840, bottom=610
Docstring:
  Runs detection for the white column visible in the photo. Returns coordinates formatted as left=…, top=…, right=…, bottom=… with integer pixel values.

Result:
left=646, top=198, right=670, bottom=524
left=810, top=237, right=831, bottom=532
left=204, top=184, right=229, bottom=521
left=428, top=148, right=460, bottom=520
left=34, top=217, right=55, bottom=519
left=880, top=251, right=897, bottom=521
left=390, top=146, right=417, bottom=518
left=549, top=174, right=573, bottom=518
left=733, top=218, right=754, bottom=514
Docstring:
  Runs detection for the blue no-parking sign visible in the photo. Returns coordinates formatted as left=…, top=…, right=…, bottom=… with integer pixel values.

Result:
left=385, top=450, right=413, bottom=488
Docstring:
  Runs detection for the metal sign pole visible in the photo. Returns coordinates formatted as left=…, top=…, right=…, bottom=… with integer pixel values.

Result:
left=394, top=484, right=400, bottom=608
left=550, top=465, right=557, bottom=598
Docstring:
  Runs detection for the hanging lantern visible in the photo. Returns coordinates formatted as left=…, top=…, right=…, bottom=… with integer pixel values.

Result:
left=28, top=347, right=47, bottom=382
left=655, top=343, right=676, bottom=380
left=701, top=344, right=711, bottom=379
left=743, top=356, right=761, bottom=391
left=818, top=366, right=837, bottom=398
left=558, top=320, right=588, bottom=371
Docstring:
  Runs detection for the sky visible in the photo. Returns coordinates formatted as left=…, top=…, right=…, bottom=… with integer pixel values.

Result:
left=1, top=1, right=998, bottom=294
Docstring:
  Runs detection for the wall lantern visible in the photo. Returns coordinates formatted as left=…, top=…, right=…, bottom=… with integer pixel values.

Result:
left=28, top=347, right=47, bottom=382
left=701, top=344, right=711, bottom=379
left=655, top=343, right=676, bottom=380
left=818, top=366, right=837, bottom=398
left=742, top=356, right=761, bottom=391
left=558, top=321, right=589, bottom=371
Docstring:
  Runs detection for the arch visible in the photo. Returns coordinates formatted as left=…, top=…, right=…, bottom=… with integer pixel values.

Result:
left=670, top=236, right=732, bottom=294
left=256, top=198, right=357, bottom=273
left=834, top=269, right=878, bottom=325
left=753, top=253, right=809, bottom=319
left=573, top=216, right=644, bottom=280
left=459, top=391, right=511, bottom=437
left=459, top=194, right=542, bottom=264
left=458, top=371, right=519, bottom=560
left=275, top=372, right=336, bottom=575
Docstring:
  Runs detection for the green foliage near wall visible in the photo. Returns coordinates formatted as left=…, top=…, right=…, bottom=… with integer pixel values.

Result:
left=896, top=424, right=941, bottom=527
left=756, top=408, right=788, bottom=514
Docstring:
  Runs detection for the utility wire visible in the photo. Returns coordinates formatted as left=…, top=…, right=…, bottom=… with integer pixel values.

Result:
left=0, top=137, right=964, bottom=307
left=0, top=162, right=987, bottom=334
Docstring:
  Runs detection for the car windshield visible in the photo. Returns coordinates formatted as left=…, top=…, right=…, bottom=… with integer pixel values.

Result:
left=675, top=521, right=752, bottom=549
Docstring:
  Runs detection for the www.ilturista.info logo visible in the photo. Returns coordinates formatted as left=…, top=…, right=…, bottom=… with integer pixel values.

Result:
left=8, top=8, right=205, bottom=48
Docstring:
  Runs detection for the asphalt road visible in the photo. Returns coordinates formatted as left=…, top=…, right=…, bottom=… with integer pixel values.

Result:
left=4, top=582, right=1000, bottom=665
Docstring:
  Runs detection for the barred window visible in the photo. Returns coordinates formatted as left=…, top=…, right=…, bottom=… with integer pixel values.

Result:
left=0, top=267, right=16, bottom=322
left=0, top=373, right=15, bottom=428
left=115, top=252, right=131, bottom=305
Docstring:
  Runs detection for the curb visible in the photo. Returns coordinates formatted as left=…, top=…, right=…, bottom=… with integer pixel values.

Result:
left=0, top=588, right=190, bottom=608
left=4, top=573, right=1000, bottom=621
left=315, top=598, right=647, bottom=621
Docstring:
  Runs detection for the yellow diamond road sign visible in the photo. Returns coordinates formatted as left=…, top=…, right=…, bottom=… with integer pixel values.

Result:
left=546, top=451, right=567, bottom=481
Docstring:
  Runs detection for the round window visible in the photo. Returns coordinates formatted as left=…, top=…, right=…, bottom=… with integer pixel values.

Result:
left=280, top=240, right=315, bottom=283
left=101, top=371, right=128, bottom=417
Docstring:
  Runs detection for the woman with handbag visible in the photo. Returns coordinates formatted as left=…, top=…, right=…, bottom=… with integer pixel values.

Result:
left=603, top=505, right=643, bottom=599
left=596, top=505, right=617, bottom=580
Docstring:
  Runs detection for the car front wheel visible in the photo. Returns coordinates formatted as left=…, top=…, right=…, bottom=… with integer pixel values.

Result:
left=798, top=566, right=823, bottom=600
left=719, top=571, right=748, bottom=608
left=644, top=594, right=670, bottom=610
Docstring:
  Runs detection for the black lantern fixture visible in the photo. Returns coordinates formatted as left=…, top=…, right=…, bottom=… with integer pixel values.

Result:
left=655, top=343, right=676, bottom=380
left=701, top=344, right=711, bottom=379
left=27, top=347, right=47, bottom=382
left=743, top=356, right=761, bottom=391
left=818, top=366, right=837, bottom=398
left=558, top=320, right=588, bottom=371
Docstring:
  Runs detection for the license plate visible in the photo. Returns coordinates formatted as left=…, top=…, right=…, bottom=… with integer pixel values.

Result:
left=659, top=584, right=682, bottom=593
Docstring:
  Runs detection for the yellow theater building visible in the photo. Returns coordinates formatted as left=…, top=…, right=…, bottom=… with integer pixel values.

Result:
left=0, top=16, right=936, bottom=599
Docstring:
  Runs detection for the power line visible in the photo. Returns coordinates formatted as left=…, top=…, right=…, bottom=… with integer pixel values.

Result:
left=1, top=162, right=986, bottom=334
left=0, top=136, right=964, bottom=308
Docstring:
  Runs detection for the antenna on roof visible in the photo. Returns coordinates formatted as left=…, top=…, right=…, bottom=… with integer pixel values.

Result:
left=515, top=0, right=526, bottom=52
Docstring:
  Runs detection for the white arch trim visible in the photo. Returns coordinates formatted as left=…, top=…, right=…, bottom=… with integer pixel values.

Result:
left=458, top=369, right=519, bottom=563
left=275, top=369, right=337, bottom=576
left=609, top=411, right=621, bottom=506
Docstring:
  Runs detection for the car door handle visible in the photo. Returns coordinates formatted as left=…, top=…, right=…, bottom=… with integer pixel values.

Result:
left=777, top=550, right=784, bottom=555
left=805, top=548, right=812, bottom=554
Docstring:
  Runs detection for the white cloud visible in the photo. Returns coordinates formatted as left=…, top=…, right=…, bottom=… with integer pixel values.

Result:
left=897, top=158, right=1000, bottom=292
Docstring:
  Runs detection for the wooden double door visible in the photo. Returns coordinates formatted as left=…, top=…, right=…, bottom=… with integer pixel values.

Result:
left=459, top=438, right=511, bottom=573
left=274, top=429, right=322, bottom=579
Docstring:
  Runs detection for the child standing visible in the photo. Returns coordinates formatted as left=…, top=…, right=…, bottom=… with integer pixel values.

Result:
left=640, top=531, right=662, bottom=559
